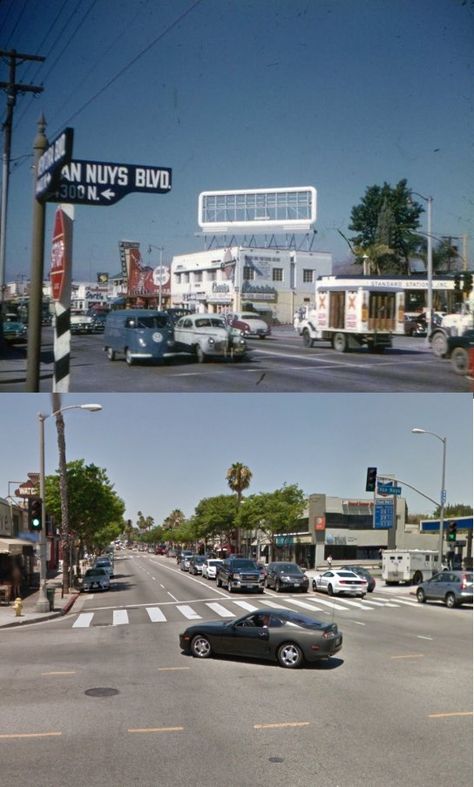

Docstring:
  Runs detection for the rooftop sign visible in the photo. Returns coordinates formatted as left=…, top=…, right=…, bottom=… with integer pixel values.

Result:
left=198, top=186, right=317, bottom=233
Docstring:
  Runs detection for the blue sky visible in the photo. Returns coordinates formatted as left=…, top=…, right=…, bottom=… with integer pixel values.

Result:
left=0, top=393, right=472, bottom=524
left=2, top=0, right=473, bottom=283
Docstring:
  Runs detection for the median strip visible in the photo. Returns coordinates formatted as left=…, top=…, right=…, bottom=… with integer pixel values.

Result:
left=428, top=711, right=473, bottom=719
left=0, top=732, right=62, bottom=739
left=128, top=726, right=184, bottom=734
left=391, top=654, right=424, bottom=659
left=254, top=722, right=310, bottom=730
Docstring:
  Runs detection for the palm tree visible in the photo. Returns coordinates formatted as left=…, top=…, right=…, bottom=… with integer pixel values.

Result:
left=226, top=462, right=252, bottom=554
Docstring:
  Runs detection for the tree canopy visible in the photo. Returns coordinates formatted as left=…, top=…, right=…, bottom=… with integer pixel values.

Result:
left=238, top=484, right=306, bottom=543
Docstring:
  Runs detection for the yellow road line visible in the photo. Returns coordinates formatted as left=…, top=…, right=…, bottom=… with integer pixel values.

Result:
left=254, top=722, right=310, bottom=730
left=391, top=654, right=424, bottom=659
left=0, top=732, right=62, bottom=739
left=428, top=711, right=473, bottom=719
left=128, top=727, right=184, bottom=734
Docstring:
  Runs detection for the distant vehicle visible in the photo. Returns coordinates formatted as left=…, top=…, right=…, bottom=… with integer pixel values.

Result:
left=173, top=313, right=246, bottom=363
left=70, top=310, right=95, bottom=334
left=2, top=314, right=27, bottom=344
left=216, top=558, right=264, bottom=593
left=177, top=549, right=193, bottom=565
left=312, top=569, right=367, bottom=598
left=264, top=562, right=309, bottom=593
left=179, top=609, right=343, bottom=668
left=344, top=565, right=376, bottom=592
left=104, top=309, right=175, bottom=365
left=416, top=571, right=473, bottom=608
left=95, top=557, right=114, bottom=578
left=381, top=549, right=440, bottom=585
left=180, top=554, right=195, bottom=572
left=188, top=555, right=208, bottom=575
left=227, top=311, right=271, bottom=339
left=82, top=567, right=110, bottom=592
left=404, top=313, right=427, bottom=337
left=201, top=559, right=223, bottom=580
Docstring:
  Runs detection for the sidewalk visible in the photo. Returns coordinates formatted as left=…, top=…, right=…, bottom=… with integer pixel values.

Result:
left=0, top=576, right=81, bottom=629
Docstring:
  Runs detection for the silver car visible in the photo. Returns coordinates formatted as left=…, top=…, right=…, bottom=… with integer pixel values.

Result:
left=416, top=570, right=473, bottom=608
left=82, top=567, right=110, bottom=592
left=174, top=313, right=246, bottom=363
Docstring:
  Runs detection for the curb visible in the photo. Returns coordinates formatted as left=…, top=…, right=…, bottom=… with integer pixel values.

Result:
left=61, top=592, right=81, bottom=615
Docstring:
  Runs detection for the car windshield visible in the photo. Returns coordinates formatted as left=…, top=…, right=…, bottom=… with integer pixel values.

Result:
left=231, top=559, right=258, bottom=569
left=194, top=318, right=226, bottom=328
left=336, top=571, right=360, bottom=578
left=135, top=316, right=169, bottom=329
left=241, top=313, right=260, bottom=319
left=276, top=563, right=303, bottom=573
left=86, top=569, right=107, bottom=577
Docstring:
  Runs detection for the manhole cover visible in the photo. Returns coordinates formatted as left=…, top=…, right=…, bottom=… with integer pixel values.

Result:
left=85, top=687, right=119, bottom=697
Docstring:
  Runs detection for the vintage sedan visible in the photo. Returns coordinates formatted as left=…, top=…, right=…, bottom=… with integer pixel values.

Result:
left=228, top=311, right=271, bottom=339
left=312, top=569, right=367, bottom=598
left=174, top=313, right=246, bottom=362
left=265, top=562, right=309, bottom=593
left=179, top=608, right=342, bottom=669
left=2, top=314, right=27, bottom=344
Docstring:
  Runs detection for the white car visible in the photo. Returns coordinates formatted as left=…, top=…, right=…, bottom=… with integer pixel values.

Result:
left=228, top=311, right=271, bottom=339
left=312, top=570, right=368, bottom=598
left=174, top=313, right=246, bottom=363
left=201, top=559, right=223, bottom=580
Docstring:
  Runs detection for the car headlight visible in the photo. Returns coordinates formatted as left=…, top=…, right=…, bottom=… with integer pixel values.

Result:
left=208, top=337, right=215, bottom=345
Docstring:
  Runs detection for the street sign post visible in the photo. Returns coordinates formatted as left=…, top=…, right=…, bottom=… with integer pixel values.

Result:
left=46, top=159, right=172, bottom=205
left=35, top=127, right=74, bottom=201
left=152, top=266, right=170, bottom=286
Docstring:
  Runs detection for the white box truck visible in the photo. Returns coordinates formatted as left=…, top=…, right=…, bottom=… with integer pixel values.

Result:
left=382, top=549, right=440, bottom=585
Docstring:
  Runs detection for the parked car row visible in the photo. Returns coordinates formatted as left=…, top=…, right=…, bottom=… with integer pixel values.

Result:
left=81, top=554, right=114, bottom=593
left=102, top=308, right=271, bottom=366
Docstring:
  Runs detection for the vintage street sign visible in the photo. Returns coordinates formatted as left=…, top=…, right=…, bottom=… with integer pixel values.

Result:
left=46, top=159, right=172, bottom=205
left=35, top=127, right=74, bottom=201
left=153, top=265, right=170, bottom=286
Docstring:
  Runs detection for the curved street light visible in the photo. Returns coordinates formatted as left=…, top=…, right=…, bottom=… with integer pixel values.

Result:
left=36, top=403, right=102, bottom=612
left=411, top=427, right=447, bottom=567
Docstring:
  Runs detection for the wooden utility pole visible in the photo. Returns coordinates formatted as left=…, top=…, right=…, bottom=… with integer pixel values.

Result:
left=0, top=49, right=44, bottom=310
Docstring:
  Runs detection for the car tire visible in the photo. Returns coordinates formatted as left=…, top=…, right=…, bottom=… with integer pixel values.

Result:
left=125, top=348, right=134, bottom=366
left=451, top=347, right=469, bottom=375
left=359, top=593, right=366, bottom=599
left=327, top=584, right=334, bottom=596
left=227, top=581, right=233, bottom=593
left=312, top=580, right=317, bottom=592
left=216, top=577, right=222, bottom=587
left=431, top=331, right=448, bottom=358
left=275, top=579, right=281, bottom=593
left=106, top=347, right=115, bottom=361
left=302, top=329, right=313, bottom=348
left=333, top=332, right=347, bottom=353
left=277, top=642, right=304, bottom=669
left=416, top=588, right=426, bottom=603
left=445, top=592, right=457, bottom=609
left=195, top=345, right=206, bottom=363
left=190, top=634, right=212, bottom=659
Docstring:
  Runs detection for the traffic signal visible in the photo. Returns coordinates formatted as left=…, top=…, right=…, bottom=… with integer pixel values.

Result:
left=447, top=522, right=457, bottom=543
left=29, top=497, right=43, bottom=531
left=365, top=467, right=377, bottom=492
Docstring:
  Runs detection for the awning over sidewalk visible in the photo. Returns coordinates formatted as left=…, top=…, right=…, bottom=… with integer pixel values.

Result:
left=0, top=538, right=35, bottom=555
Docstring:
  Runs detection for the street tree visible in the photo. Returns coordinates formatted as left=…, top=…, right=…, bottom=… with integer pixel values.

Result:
left=192, top=495, right=239, bottom=552
left=238, top=483, right=306, bottom=559
left=226, top=462, right=252, bottom=552
left=45, top=460, right=125, bottom=575
left=348, top=179, right=424, bottom=274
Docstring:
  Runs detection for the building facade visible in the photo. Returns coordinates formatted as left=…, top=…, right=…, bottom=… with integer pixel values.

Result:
left=170, top=246, right=333, bottom=324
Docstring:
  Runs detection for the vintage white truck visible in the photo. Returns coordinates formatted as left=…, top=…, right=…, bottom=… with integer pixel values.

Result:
left=382, top=549, right=441, bottom=585
left=294, top=276, right=405, bottom=352
left=430, top=290, right=474, bottom=358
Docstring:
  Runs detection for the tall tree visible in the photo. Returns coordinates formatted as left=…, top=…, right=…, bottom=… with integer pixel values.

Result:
left=349, top=179, right=423, bottom=274
left=226, top=462, right=252, bottom=553
left=238, top=484, right=306, bottom=560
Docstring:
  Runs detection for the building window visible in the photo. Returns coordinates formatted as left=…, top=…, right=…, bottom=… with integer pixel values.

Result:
left=207, top=270, right=216, bottom=282
left=193, top=271, right=202, bottom=283
left=303, top=269, right=314, bottom=283
left=183, top=273, right=189, bottom=284
left=243, top=266, right=255, bottom=281
left=272, top=268, right=283, bottom=282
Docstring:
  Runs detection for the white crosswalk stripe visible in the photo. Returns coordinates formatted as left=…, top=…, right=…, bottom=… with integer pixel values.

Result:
left=146, top=607, right=167, bottom=622
left=176, top=604, right=201, bottom=619
left=72, top=612, right=94, bottom=628
left=205, top=602, right=236, bottom=617
left=113, top=610, right=129, bottom=625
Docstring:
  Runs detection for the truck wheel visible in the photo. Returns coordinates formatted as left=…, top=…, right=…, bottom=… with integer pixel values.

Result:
left=431, top=331, right=448, bottom=358
left=451, top=348, right=469, bottom=375
left=106, top=347, right=115, bottom=361
left=302, top=329, right=313, bottom=348
left=332, top=333, right=347, bottom=353
left=413, top=571, right=423, bottom=585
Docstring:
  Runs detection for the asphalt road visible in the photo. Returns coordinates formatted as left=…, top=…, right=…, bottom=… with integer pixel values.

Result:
left=1, top=327, right=472, bottom=391
left=2, top=553, right=472, bottom=787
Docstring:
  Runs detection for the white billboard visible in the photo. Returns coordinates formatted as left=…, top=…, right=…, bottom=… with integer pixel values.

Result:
left=198, top=186, right=317, bottom=233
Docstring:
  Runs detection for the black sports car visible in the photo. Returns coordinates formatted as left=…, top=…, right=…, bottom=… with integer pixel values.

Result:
left=179, top=608, right=342, bottom=669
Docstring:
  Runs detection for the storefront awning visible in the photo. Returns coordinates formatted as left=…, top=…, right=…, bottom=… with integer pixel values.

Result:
left=0, top=538, right=35, bottom=555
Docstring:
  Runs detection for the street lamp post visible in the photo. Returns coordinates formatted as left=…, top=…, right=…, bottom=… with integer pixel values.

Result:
left=411, top=428, right=447, bottom=568
left=411, top=191, right=433, bottom=344
left=35, top=403, right=102, bottom=612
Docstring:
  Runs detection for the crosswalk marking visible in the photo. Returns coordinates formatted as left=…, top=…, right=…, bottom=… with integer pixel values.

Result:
left=146, top=607, right=167, bottom=622
left=391, top=598, right=420, bottom=607
left=113, top=610, right=129, bottom=626
left=205, top=602, right=236, bottom=617
left=335, top=598, right=375, bottom=610
left=289, top=599, right=327, bottom=612
left=72, top=613, right=94, bottom=628
left=176, top=605, right=201, bottom=619
left=232, top=600, right=259, bottom=612
left=306, top=597, right=350, bottom=611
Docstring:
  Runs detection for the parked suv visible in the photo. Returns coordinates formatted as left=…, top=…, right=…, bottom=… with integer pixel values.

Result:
left=416, top=570, right=473, bottom=608
left=216, top=558, right=264, bottom=593
left=265, top=562, right=309, bottom=593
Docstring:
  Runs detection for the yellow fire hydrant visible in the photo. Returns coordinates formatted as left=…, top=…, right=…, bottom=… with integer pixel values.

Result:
left=13, top=597, right=23, bottom=617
